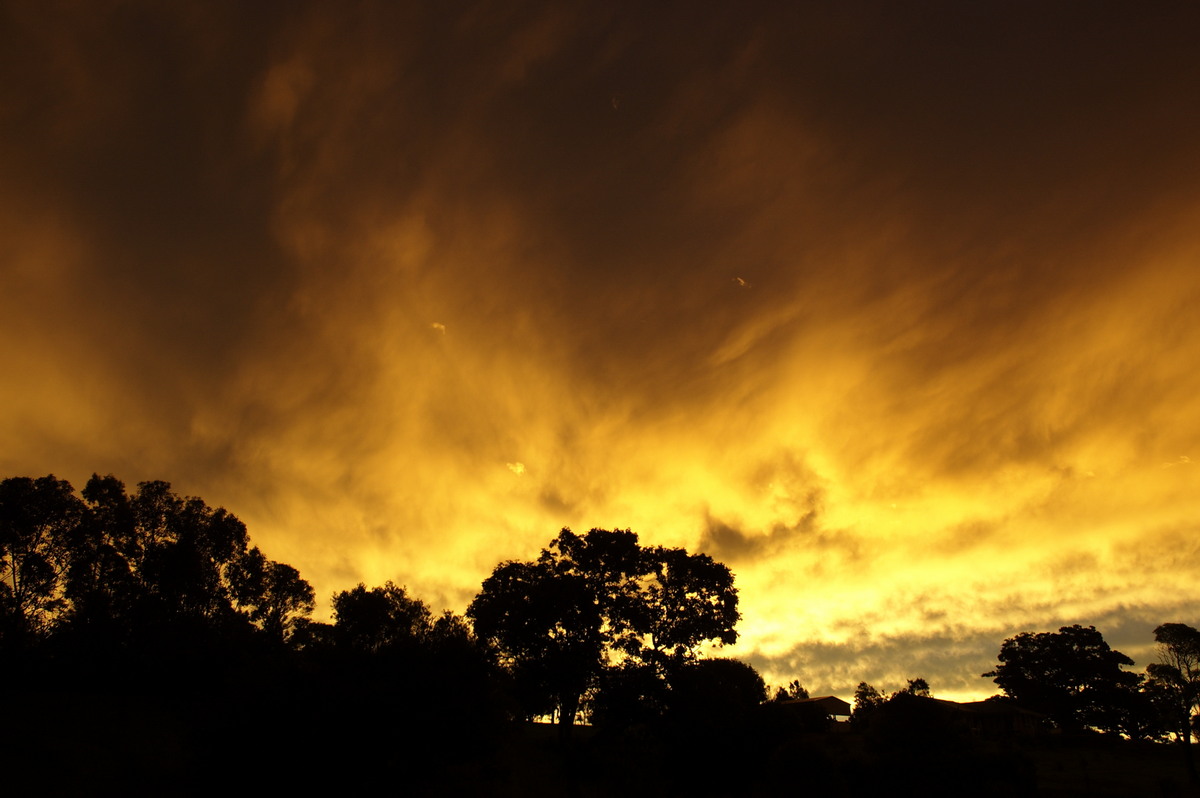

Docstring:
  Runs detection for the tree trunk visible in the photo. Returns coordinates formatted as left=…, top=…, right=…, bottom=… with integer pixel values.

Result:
left=1182, top=728, right=1197, bottom=782
left=558, top=694, right=578, bottom=727
left=556, top=695, right=578, bottom=742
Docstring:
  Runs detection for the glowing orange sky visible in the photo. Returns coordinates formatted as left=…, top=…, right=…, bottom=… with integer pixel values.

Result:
left=3, top=1, right=1200, bottom=700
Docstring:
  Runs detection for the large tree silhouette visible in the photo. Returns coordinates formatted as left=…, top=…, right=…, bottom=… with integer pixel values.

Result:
left=467, top=528, right=739, bottom=726
left=0, top=473, right=318, bottom=667
left=984, top=624, right=1140, bottom=734
left=1147, top=623, right=1200, bottom=778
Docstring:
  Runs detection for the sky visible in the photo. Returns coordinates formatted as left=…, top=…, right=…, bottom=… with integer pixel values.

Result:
left=3, top=0, right=1200, bottom=701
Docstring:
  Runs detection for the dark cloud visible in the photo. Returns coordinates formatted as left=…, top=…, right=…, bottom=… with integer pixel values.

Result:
left=698, top=449, right=836, bottom=563
left=752, top=627, right=1005, bottom=699
left=700, top=516, right=767, bottom=562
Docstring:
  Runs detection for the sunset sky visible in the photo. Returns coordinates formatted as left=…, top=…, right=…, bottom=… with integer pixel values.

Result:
left=4, top=1, right=1200, bottom=700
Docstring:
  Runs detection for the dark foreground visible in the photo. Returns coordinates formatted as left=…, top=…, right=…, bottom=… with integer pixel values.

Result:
left=8, top=691, right=1200, bottom=797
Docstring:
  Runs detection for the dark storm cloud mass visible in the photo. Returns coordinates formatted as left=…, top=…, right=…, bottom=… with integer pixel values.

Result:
left=0, top=2, right=291, bottom=476
left=4, top=0, right=1200, bottom=696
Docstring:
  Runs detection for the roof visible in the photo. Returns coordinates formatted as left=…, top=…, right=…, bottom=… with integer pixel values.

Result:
left=779, top=695, right=853, bottom=716
left=932, top=698, right=1045, bottom=717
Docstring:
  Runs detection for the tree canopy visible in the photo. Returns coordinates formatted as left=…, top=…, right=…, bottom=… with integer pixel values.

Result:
left=331, top=581, right=433, bottom=654
left=466, top=527, right=739, bottom=725
left=1146, top=622, right=1200, bottom=762
left=983, top=624, right=1140, bottom=734
left=9, top=470, right=1200, bottom=795
left=772, top=679, right=809, bottom=703
left=0, top=473, right=317, bottom=659
left=0, top=475, right=81, bottom=641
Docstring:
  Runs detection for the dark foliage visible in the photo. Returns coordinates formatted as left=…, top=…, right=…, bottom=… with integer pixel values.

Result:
left=1146, top=622, right=1200, bottom=778
left=0, top=473, right=510, bottom=793
left=467, top=527, right=739, bottom=726
left=771, top=678, right=809, bottom=702
left=984, top=624, right=1141, bottom=734
left=5, top=472, right=1200, bottom=795
left=1, top=473, right=317, bottom=690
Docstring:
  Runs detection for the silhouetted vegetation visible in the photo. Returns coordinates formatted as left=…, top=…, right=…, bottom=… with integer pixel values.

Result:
left=467, top=527, right=740, bottom=727
left=770, top=677, right=809, bottom=702
left=984, top=625, right=1143, bottom=735
left=0, top=473, right=506, bottom=793
left=1146, top=623, right=1200, bottom=779
left=4, top=473, right=1200, bottom=795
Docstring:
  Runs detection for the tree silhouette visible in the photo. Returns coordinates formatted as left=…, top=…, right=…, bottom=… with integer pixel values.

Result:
left=589, top=660, right=670, bottom=727
left=900, top=677, right=931, bottom=697
left=128, top=480, right=252, bottom=623
left=657, top=656, right=767, bottom=794
left=851, top=682, right=885, bottom=729
left=667, top=657, right=766, bottom=722
left=984, top=624, right=1140, bottom=734
left=331, top=581, right=433, bottom=653
left=230, top=547, right=315, bottom=643
left=467, top=557, right=601, bottom=724
left=771, top=679, right=809, bottom=702
left=1147, top=623, right=1200, bottom=778
left=0, top=472, right=319, bottom=675
left=0, top=476, right=81, bottom=644
left=63, top=474, right=142, bottom=639
left=467, top=528, right=739, bottom=726
left=848, top=679, right=932, bottom=731
left=637, top=546, right=740, bottom=666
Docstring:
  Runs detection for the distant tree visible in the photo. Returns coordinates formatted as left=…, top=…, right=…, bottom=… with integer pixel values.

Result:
left=289, top=617, right=335, bottom=653
left=428, top=608, right=479, bottom=648
left=331, top=581, right=432, bottom=653
left=467, top=528, right=739, bottom=726
left=848, top=679, right=933, bottom=730
left=1147, top=623, right=1200, bottom=740
left=1146, top=623, right=1200, bottom=777
left=851, top=682, right=885, bottom=729
left=900, top=677, right=931, bottom=698
left=772, top=679, right=809, bottom=702
left=983, top=624, right=1140, bottom=734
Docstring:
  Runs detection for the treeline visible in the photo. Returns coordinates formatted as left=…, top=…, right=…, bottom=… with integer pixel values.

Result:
left=849, top=622, right=1200, bottom=746
left=3, top=473, right=1197, bottom=795
left=0, top=474, right=505, bottom=792
left=0, top=476, right=748, bottom=724
left=983, top=623, right=1200, bottom=745
left=0, top=474, right=315, bottom=659
left=1, top=474, right=778, bottom=792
